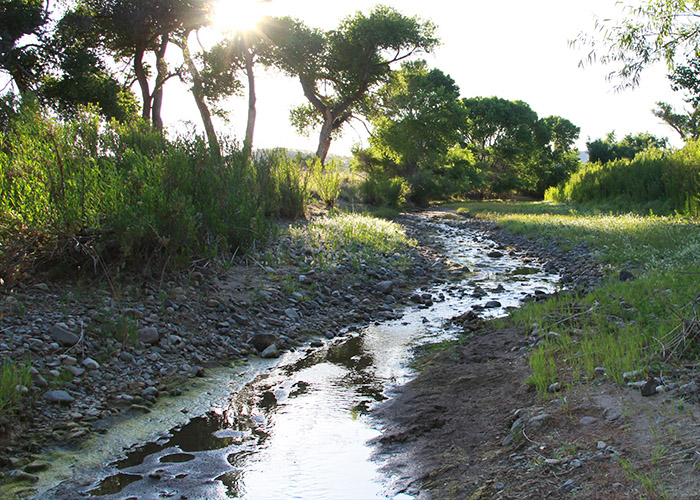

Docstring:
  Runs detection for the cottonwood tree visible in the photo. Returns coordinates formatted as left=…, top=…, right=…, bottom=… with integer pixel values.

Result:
left=0, top=0, right=50, bottom=95
left=74, top=0, right=211, bottom=129
left=263, top=6, right=438, bottom=164
left=654, top=56, right=700, bottom=140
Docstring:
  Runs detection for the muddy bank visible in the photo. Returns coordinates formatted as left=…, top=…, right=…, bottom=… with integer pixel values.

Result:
left=374, top=212, right=700, bottom=500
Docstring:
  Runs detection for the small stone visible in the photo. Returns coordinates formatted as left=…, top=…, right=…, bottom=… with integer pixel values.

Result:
left=44, top=390, right=75, bottom=404
left=619, top=270, right=635, bottom=281
left=50, top=324, right=79, bottom=347
left=570, top=459, right=582, bottom=468
left=261, top=344, right=280, bottom=358
left=548, top=382, right=561, bottom=393
left=527, top=413, right=551, bottom=428
left=284, top=308, right=300, bottom=321
left=376, top=280, right=394, bottom=294
left=641, top=378, right=658, bottom=397
left=597, top=441, right=607, bottom=450
left=231, top=313, right=249, bottom=326
left=484, top=300, right=502, bottom=309
left=142, top=387, right=159, bottom=399
left=6, top=469, right=39, bottom=483
left=23, top=460, right=50, bottom=473
left=119, top=351, right=135, bottom=363
left=622, top=369, right=642, bottom=381
left=82, top=358, right=100, bottom=370
left=559, top=479, right=577, bottom=492
left=487, top=251, right=504, bottom=258
left=137, top=327, right=160, bottom=345
left=579, top=416, right=597, bottom=425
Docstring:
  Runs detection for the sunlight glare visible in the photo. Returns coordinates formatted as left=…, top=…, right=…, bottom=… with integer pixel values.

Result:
left=213, top=0, right=268, bottom=34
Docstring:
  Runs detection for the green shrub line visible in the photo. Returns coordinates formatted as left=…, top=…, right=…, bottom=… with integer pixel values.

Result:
left=0, top=105, right=315, bottom=282
left=451, top=200, right=700, bottom=396
left=545, top=142, right=700, bottom=216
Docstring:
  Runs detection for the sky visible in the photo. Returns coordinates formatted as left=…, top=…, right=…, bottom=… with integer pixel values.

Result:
left=166, top=0, right=688, bottom=156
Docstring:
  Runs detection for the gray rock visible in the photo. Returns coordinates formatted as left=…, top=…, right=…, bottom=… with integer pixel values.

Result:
left=142, top=386, right=159, bottom=399
left=82, top=357, right=100, bottom=370
left=250, top=333, right=279, bottom=352
left=487, top=251, right=504, bottom=258
left=284, top=308, right=300, bottom=321
left=548, top=382, right=561, bottom=393
left=119, top=351, right=135, bottom=363
left=261, top=344, right=280, bottom=358
left=579, top=416, right=598, bottom=425
left=50, top=324, right=79, bottom=347
left=559, top=479, right=577, bottom=492
left=137, top=327, right=160, bottom=345
left=484, top=300, right=502, bottom=309
left=376, top=280, right=394, bottom=294
left=44, top=390, right=75, bottom=404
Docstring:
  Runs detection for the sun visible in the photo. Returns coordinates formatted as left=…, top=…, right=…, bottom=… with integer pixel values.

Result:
left=212, top=0, right=269, bottom=34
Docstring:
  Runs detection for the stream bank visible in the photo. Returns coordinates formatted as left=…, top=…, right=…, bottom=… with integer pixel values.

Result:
left=1, top=208, right=604, bottom=498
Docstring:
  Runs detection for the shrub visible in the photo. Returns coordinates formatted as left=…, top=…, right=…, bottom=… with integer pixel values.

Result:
left=309, top=157, right=342, bottom=208
left=360, top=173, right=410, bottom=208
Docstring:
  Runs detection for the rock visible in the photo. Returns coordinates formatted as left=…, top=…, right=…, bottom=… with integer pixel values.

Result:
left=641, top=378, right=658, bottom=397
left=597, top=441, right=607, bottom=450
left=119, top=351, right=135, bottom=363
left=570, top=459, right=582, bottom=468
left=142, top=387, right=159, bottom=399
left=137, top=327, right=160, bottom=345
left=23, top=460, right=50, bottom=473
left=487, top=251, right=504, bottom=258
left=261, top=344, right=280, bottom=358
left=622, top=369, right=642, bottom=381
left=547, top=382, right=561, bottom=393
left=231, top=313, right=249, bottom=326
left=5, top=469, right=39, bottom=483
left=619, top=270, right=635, bottom=281
left=50, top=324, right=79, bottom=347
left=250, top=333, right=279, bottom=352
left=44, top=390, right=75, bottom=404
left=484, top=300, right=502, bottom=309
left=298, top=275, right=313, bottom=285
left=82, top=358, right=100, bottom=370
left=284, top=308, right=300, bottom=321
left=527, top=413, right=551, bottom=428
left=376, top=280, right=394, bottom=294
left=579, top=416, right=598, bottom=425
left=559, top=479, right=577, bottom=492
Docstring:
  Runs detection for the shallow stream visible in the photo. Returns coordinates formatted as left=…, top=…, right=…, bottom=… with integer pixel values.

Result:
left=38, top=213, right=560, bottom=500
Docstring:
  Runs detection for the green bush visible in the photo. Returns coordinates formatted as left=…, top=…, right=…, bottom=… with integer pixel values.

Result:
left=0, top=361, right=31, bottom=418
left=309, top=157, right=342, bottom=208
left=360, top=173, right=410, bottom=208
left=545, top=143, right=700, bottom=216
left=0, top=105, right=313, bottom=281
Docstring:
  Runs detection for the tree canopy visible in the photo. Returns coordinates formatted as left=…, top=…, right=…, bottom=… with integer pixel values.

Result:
left=586, top=131, right=668, bottom=164
left=263, top=6, right=438, bottom=163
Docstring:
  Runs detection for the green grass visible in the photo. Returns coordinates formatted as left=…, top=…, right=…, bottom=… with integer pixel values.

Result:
left=0, top=361, right=31, bottom=418
left=282, top=212, right=415, bottom=276
left=452, top=200, right=700, bottom=391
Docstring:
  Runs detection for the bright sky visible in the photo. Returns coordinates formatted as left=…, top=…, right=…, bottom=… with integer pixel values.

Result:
left=164, top=0, right=687, bottom=155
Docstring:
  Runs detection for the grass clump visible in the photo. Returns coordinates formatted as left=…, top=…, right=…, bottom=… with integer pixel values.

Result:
left=286, top=213, right=415, bottom=274
left=0, top=361, right=31, bottom=418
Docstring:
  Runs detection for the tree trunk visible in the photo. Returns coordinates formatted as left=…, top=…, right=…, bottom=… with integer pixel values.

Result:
left=151, top=35, right=169, bottom=131
left=242, top=47, right=256, bottom=162
left=134, top=45, right=151, bottom=122
left=181, top=34, right=221, bottom=160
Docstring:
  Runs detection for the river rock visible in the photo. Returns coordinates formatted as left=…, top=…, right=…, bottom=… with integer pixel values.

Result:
left=44, top=390, right=75, bottom=404
left=484, top=300, right=502, bottom=309
left=261, top=344, right=280, bottom=358
left=50, top=324, right=79, bottom=347
left=231, top=313, right=249, bottom=326
left=137, top=327, right=160, bottom=345
left=284, top=308, right=300, bottom=321
left=487, top=250, right=504, bottom=258
left=376, top=281, right=394, bottom=294
left=82, top=358, right=100, bottom=370
left=641, top=378, right=658, bottom=397
left=250, top=333, right=278, bottom=352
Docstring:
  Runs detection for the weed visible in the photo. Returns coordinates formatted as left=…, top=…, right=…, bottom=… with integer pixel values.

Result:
left=0, top=360, right=31, bottom=418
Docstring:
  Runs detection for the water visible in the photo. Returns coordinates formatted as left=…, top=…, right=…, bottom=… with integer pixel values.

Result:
left=38, top=213, right=560, bottom=500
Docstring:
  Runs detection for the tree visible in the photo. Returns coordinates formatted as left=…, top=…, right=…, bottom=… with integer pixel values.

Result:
left=653, top=56, right=700, bottom=140
left=263, top=6, right=438, bottom=164
left=587, top=131, right=668, bottom=164
left=76, top=0, right=211, bottom=129
left=0, top=0, right=49, bottom=95
left=367, top=61, right=466, bottom=174
left=575, top=0, right=700, bottom=88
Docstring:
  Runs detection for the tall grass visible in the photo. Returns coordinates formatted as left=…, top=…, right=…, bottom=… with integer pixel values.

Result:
left=0, top=361, right=31, bottom=418
left=545, top=144, right=700, bottom=216
left=0, top=104, right=309, bottom=281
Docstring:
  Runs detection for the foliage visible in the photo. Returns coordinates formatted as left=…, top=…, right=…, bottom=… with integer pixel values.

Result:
left=574, top=0, right=700, bottom=88
left=461, top=97, right=581, bottom=196
left=262, top=6, right=438, bottom=163
left=0, top=0, right=49, bottom=94
left=0, top=105, right=315, bottom=282
left=360, top=173, right=411, bottom=208
left=586, top=131, right=668, bottom=164
left=287, top=212, right=415, bottom=273
left=654, top=56, right=700, bottom=140
left=309, top=157, right=342, bottom=208
left=0, top=360, right=31, bottom=418
left=546, top=141, right=700, bottom=216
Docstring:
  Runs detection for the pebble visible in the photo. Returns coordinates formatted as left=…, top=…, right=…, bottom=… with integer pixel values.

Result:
left=50, top=324, right=79, bottom=347
left=579, top=416, right=598, bottom=425
left=82, top=358, right=100, bottom=370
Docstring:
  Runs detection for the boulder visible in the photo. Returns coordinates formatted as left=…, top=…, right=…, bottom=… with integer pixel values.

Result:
left=249, top=333, right=279, bottom=352
left=137, top=327, right=160, bottom=345
left=44, top=390, right=75, bottom=404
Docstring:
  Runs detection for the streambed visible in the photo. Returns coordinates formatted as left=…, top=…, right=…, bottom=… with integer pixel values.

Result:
left=37, top=213, right=560, bottom=500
